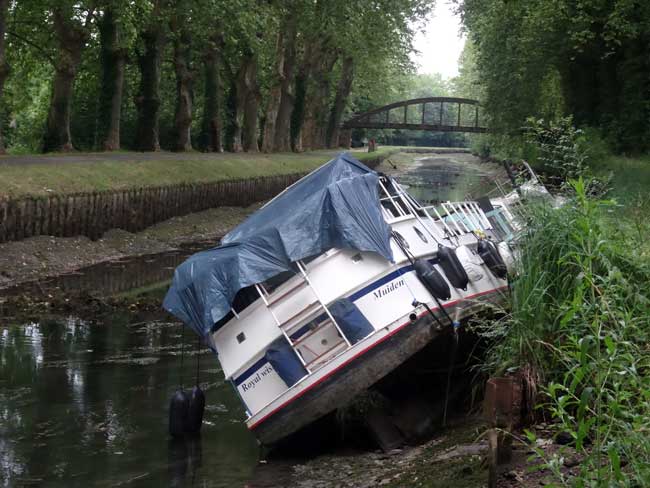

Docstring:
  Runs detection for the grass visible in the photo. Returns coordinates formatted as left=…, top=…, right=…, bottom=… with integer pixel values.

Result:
left=479, top=180, right=650, bottom=485
left=593, top=154, right=650, bottom=202
left=0, top=147, right=398, bottom=198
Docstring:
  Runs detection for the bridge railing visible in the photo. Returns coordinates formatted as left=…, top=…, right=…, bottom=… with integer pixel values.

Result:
left=342, top=97, right=487, bottom=133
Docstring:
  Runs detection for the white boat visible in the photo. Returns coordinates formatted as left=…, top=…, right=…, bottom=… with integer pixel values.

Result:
left=164, top=153, right=522, bottom=445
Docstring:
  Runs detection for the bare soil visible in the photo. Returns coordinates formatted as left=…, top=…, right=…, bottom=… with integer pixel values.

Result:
left=0, top=203, right=260, bottom=290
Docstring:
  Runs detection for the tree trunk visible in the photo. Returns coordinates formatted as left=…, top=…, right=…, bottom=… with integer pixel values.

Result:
left=0, top=0, right=9, bottom=154
left=274, top=20, right=297, bottom=152
left=98, top=8, right=125, bottom=151
left=300, top=46, right=338, bottom=151
left=200, top=34, right=223, bottom=152
left=172, top=25, right=193, bottom=151
left=261, top=30, right=285, bottom=153
left=134, top=2, right=164, bottom=152
left=226, top=75, right=243, bottom=152
left=42, top=10, right=88, bottom=153
left=327, top=56, right=354, bottom=148
left=237, top=52, right=259, bottom=152
left=291, top=41, right=317, bottom=152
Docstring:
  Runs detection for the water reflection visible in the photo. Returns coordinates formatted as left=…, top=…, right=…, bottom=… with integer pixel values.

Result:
left=0, top=314, right=259, bottom=487
left=396, top=154, right=498, bottom=205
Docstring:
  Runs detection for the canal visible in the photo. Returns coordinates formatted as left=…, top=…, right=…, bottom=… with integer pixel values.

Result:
left=0, top=152, right=504, bottom=487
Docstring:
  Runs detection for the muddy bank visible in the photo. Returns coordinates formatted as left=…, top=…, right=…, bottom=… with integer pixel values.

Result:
left=0, top=204, right=260, bottom=290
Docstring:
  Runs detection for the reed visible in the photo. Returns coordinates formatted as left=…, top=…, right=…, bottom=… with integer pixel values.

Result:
left=479, top=179, right=650, bottom=484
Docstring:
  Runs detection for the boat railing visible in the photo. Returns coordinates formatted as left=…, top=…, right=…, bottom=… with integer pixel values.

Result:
left=378, top=176, right=495, bottom=242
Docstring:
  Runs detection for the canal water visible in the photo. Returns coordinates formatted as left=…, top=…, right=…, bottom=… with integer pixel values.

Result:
left=0, top=153, right=502, bottom=487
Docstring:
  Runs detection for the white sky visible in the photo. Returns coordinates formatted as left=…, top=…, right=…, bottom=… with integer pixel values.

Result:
left=411, top=1, right=466, bottom=79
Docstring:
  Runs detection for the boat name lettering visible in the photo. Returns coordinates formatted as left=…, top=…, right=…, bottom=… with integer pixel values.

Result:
left=240, top=364, right=275, bottom=392
left=372, top=279, right=405, bottom=300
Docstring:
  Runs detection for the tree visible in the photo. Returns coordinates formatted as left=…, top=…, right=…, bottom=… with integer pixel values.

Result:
left=134, top=0, right=166, bottom=151
left=0, top=0, right=9, bottom=153
left=200, top=31, right=224, bottom=152
left=97, top=1, right=141, bottom=151
left=42, top=4, right=96, bottom=152
left=170, top=1, right=194, bottom=151
left=456, top=0, right=650, bottom=152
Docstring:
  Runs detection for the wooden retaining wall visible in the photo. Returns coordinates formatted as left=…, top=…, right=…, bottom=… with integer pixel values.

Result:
left=0, top=173, right=304, bottom=243
left=0, top=155, right=385, bottom=244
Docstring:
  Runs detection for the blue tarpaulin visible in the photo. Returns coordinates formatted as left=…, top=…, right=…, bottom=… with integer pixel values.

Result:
left=163, top=153, right=394, bottom=339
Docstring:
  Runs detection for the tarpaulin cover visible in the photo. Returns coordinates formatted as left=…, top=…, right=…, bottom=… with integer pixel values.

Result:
left=163, top=153, right=393, bottom=339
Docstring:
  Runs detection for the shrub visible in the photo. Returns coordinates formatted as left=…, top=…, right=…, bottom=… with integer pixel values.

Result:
left=480, top=180, right=650, bottom=485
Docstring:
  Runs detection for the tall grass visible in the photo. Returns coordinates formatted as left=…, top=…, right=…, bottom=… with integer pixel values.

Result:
left=482, top=180, right=650, bottom=485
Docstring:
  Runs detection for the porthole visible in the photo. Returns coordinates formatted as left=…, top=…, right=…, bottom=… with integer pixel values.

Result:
left=413, top=226, right=428, bottom=243
left=392, top=231, right=410, bottom=249
left=236, top=332, right=246, bottom=343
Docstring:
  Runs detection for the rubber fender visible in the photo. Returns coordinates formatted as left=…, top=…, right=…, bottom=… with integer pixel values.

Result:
left=414, top=258, right=451, bottom=301
left=169, top=389, right=190, bottom=438
left=477, top=239, right=507, bottom=279
left=455, top=245, right=484, bottom=282
left=187, top=385, right=206, bottom=434
left=497, top=241, right=516, bottom=275
left=437, top=244, right=469, bottom=290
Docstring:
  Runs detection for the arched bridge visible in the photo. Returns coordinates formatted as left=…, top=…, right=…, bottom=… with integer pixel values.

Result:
left=342, top=97, right=487, bottom=133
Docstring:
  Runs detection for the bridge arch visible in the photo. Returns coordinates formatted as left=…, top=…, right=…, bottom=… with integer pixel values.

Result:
left=342, top=97, right=487, bottom=133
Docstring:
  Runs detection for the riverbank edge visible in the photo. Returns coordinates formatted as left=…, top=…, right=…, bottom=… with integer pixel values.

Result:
left=0, top=150, right=406, bottom=291
left=0, top=150, right=404, bottom=245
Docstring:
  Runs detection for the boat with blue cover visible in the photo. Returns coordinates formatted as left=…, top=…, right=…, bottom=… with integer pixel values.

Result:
left=163, top=153, right=522, bottom=445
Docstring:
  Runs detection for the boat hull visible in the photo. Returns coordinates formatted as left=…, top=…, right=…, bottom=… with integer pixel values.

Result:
left=251, top=288, right=504, bottom=445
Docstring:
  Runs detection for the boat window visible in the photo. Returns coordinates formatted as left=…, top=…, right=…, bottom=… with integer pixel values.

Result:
left=413, top=226, right=428, bottom=243
left=232, top=285, right=259, bottom=312
left=379, top=178, right=411, bottom=218
left=211, top=285, right=260, bottom=332
left=236, top=332, right=246, bottom=343
left=261, top=270, right=295, bottom=294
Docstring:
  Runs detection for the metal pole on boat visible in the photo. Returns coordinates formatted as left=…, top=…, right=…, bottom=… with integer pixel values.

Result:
left=296, top=261, right=352, bottom=348
left=442, top=315, right=461, bottom=427
left=254, top=283, right=312, bottom=372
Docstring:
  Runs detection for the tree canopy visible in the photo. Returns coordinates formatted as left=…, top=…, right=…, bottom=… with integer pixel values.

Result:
left=454, top=0, right=650, bottom=153
left=0, top=0, right=435, bottom=154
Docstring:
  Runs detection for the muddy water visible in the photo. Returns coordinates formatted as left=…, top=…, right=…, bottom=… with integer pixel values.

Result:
left=0, top=315, right=258, bottom=487
left=394, top=153, right=499, bottom=205
left=0, top=152, right=499, bottom=487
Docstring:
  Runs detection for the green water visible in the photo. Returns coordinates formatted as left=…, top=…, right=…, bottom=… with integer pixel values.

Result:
left=395, top=153, right=498, bottom=204
left=0, top=314, right=259, bottom=487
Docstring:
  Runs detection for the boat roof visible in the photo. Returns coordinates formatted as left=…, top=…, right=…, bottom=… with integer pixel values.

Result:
left=163, top=153, right=394, bottom=339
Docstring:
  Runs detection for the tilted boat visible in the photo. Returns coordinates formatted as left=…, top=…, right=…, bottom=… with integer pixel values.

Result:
left=163, top=153, right=521, bottom=445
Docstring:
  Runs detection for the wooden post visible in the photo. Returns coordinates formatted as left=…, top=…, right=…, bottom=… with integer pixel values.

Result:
left=421, top=103, right=426, bottom=124
left=457, top=102, right=461, bottom=127
left=403, top=104, right=407, bottom=124
left=439, top=101, right=443, bottom=125
left=475, top=105, right=479, bottom=128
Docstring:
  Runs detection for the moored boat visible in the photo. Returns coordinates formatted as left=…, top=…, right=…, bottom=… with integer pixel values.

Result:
left=163, top=153, right=521, bottom=445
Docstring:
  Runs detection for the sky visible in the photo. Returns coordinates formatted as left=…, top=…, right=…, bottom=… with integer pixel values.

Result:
left=411, top=1, right=466, bottom=79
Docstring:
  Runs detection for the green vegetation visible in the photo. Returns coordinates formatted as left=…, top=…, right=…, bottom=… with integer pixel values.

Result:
left=471, top=114, right=650, bottom=484
left=457, top=0, right=650, bottom=154
left=482, top=180, right=650, bottom=485
left=0, top=0, right=434, bottom=154
left=0, top=148, right=395, bottom=198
